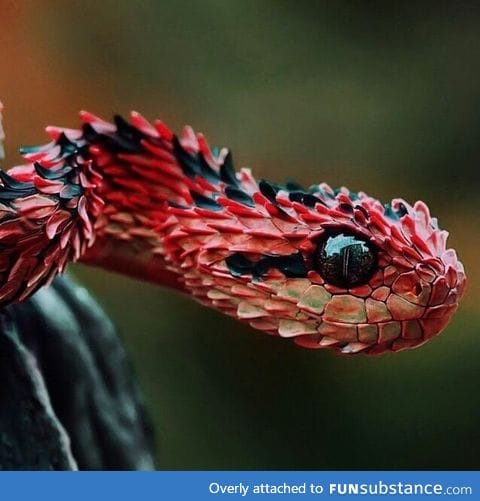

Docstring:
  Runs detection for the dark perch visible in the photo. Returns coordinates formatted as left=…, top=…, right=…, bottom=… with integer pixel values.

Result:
left=0, top=275, right=154, bottom=470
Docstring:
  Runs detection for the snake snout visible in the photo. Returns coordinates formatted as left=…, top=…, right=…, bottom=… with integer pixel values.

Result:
left=417, top=251, right=467, bottom=340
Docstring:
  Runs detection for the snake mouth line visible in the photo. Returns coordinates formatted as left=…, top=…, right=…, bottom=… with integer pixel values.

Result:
left=285, top=306, right=457, bottom=354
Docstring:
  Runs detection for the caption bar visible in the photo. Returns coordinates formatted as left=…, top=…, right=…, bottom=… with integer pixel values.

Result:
left=0, top=471, right=476, bottom=500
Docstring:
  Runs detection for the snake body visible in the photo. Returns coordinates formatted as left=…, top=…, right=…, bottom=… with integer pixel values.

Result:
left=0, top=107, right=466, bottom=355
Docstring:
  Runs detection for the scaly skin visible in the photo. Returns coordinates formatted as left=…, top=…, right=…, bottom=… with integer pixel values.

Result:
left=0, top=108, right=466, bottom=355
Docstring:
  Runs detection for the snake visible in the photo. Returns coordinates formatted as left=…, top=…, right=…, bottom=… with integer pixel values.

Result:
left=0, top=104, right=466, bottom=355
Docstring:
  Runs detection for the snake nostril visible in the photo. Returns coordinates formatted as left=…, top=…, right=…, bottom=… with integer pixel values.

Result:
left=415, top=283, right=423, bottom=296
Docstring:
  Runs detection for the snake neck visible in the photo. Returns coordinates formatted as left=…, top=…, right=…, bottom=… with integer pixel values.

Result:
left=78, top=112, right=246, bottom=293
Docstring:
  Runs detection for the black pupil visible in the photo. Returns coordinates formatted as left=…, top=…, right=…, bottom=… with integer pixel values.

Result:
left=314, top=232, right=377, bottom=288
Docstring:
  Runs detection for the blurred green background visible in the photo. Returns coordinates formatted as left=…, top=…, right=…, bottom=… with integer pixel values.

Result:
left=1, top=1, right=479, bottom=469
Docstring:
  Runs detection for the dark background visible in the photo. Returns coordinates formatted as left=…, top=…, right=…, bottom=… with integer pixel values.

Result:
left=1, top=1, right=479, bottom=469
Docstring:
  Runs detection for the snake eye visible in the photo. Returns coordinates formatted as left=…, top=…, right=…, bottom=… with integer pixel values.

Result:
left=314, top=232, right=377, bottom=288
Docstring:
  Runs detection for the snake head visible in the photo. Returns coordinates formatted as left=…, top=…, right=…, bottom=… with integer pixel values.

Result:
left=181, top=174, right=466, bottom=355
